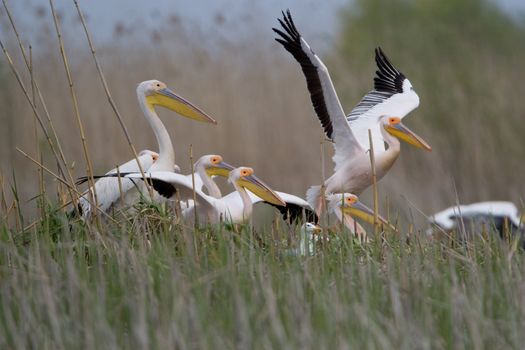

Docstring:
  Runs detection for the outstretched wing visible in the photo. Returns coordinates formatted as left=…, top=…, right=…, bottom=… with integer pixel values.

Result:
left=268, top=191, right=319, bottom=223
left=347, top=47, right=420, bottom=152
left=78, top=171, right=216, bottom=210
left=221, top=189, right=318, bottom=223
left=273, top=9, right=363, bottom=169
left=76, top=151, right=157, bottom=217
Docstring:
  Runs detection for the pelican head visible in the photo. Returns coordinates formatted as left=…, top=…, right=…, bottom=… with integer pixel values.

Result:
left=229, top=167, right=286, bottom=206
left=195, top=154, right=235, bottom=178
left=138, top=150, right=159, bottom=162
left=327, top=193, right=388, bottom=226
left=302, top=222, right=323, bottom=236
left=138, top=80, right=217, bottom=124
left=299, top=222, right=323, bottom=256
left=383, top=116, right=431, bottom=151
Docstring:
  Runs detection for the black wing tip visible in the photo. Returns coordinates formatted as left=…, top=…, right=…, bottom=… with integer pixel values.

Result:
left=75, top=175, right=104, bottom=186
left=373, top=46, right=406, bottom=93
left=279, top=8, right=293, bottom=23
left=273, top=9, right=333, bottom=141
left=75, top=172, right=137, bottom=186
left=76, top=176, right=89, bottom=186
left=274, top=202, right=319, bottom=224
left=147, top=178, right=177, bottom=199
left=273, top=8, right=300, bottom=42
left=374, top=46, right=395, bottom=71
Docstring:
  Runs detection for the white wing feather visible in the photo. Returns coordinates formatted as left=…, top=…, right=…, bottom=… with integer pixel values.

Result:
left=78, top=151, right=157, bottom=217
left=348, top=81, right=420, bottom=153
left=430, top=201, right=521, bottom=229
left=299, top=37, right=364, bottom=168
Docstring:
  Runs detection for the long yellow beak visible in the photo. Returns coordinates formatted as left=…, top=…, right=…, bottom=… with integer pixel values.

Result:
left=312, top=224, right=323, bottom=234
left=385, top=122, right=431, bottom=151
left=206, top=161, right=235, bottom=178
left=343, top=201, right=389, bottom=226
left=237, top=175, right=286, bottom=206
left=147, top=87, right=217, bottom=124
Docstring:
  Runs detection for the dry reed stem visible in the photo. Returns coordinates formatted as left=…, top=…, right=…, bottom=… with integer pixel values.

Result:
left=0, top=173, right=7, bottom=218
left=29, top=45, right=37, bottom=153
left=1, top=0, right=85, bottom=219
left=116, top=165, right=124, bottom=206
left=0, top=38, right=65, bottom=180
left=319, top=138, right=328, bottom=227
left=2, top=0, right=74, bottom=182
left=0, top=37, right=88, bottom=220
left=368, top=129, right=379, bottom=237
left=451, top=181, right=470, bottom=257
left=48, top=0, right=99, bottom=215
left=38, top=151, right=46, bottom=217
left=189, top=144, right=198, bottom=231
left=72, top=0, right=153, bottom=197
left=16, top=148, right=117, bottom=223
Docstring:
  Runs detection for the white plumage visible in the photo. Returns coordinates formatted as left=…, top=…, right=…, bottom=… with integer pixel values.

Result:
left=78, top=150, right=158, bottom=216
left=429, top=201, right=523, bottom=231
left=91, top=167, right=285, bottom=225
left=274, top=10, right=430, bottom=213
left=76, top=80, right=216, bottom=218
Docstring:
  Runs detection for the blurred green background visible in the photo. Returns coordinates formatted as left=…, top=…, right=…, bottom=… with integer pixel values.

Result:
left=0, top=0, right=524, bottom=227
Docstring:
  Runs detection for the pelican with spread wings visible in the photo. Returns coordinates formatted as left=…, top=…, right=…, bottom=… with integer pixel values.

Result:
left=273, top=10, right=431, bottom=213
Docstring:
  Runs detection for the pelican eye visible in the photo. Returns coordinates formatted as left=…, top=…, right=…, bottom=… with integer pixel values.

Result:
left=211, top=157, right=220, bottom=164
left=346, top=196, right=357, bottom=204
left=241, top=170, right=249, bottom=176
left=152, top=154, right=158, bottom=161
left=388, top=116, right=402, bottom=125
left=156, top=83, right=161, bottom=87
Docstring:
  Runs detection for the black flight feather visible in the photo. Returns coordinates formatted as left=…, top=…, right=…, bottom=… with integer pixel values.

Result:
left=374, top=47, right=406, bottom=94
left=266, top=201, right=319, bottom=224
left=273, top=9, right=334, bottom=139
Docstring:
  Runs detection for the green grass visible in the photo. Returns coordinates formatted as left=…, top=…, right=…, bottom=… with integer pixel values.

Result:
left=1, top=206, right=524, bottom=349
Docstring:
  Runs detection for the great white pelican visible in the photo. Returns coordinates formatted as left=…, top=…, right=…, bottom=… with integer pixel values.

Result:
left=273, top=10, right=431, bottom=213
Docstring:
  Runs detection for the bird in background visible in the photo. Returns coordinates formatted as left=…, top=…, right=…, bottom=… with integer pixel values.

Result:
left=428, top=201, right=525, bottom=246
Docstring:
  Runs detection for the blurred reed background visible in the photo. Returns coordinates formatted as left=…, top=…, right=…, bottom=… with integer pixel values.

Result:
left=0, top=0, right=524, bottom=226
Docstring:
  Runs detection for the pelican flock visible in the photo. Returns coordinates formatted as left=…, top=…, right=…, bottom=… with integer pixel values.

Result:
left=69, top=9, right=516, bottom=248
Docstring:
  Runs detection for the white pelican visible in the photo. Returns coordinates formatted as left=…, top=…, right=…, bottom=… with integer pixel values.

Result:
left=187, top=154, right=234, bottom=198
left=283, top=222, right=323, bottom=257
left=428, top=201, right=524, bottom=240
left=77, top=149, right=158, bottom=215
left=83, top=167, right=286, bottom=225
left=183, top=155, right=318, bottom=223
left=77, top=80, right=216, bottom=217
left=83, top=153, right=318, bottom=224
left=184, top=167, right=286, bottom=224
left=286, top=194, right=388, bottom=255
left=327, top=193, right=390, bottom=243
left=218, top=189, right=318, bottom=224
left=273, top=10, right=431, bottom=213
